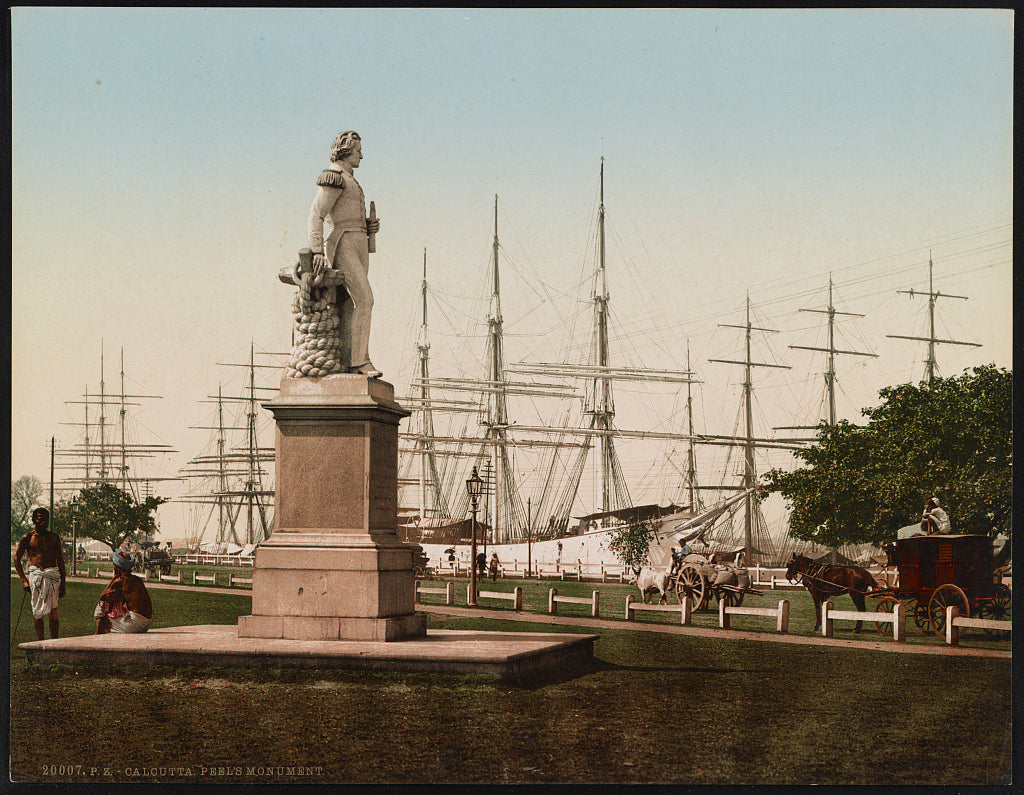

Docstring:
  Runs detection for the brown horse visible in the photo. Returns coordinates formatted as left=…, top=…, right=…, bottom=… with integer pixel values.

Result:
left=785, top=553, right=877, bottom=632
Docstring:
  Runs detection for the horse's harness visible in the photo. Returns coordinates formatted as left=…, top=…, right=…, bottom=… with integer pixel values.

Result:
left=789, top=561, right=873, bottom=596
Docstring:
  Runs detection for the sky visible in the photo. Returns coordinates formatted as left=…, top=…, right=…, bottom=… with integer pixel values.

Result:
left=10, top=9, right=1013, bottom=538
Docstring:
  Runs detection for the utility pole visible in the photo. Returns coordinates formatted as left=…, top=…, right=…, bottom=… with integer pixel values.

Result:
left=887, top=253, right=980, bottom=383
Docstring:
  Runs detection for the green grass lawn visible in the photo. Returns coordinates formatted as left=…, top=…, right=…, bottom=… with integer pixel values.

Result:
left=8, top=579, right=1011, bottom=785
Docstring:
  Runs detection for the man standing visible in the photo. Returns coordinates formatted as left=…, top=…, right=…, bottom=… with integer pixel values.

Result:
left=93, top=550, right=153, bottom=634
left=13, top=507, right=67, bottom=640
left=921, top=497, right=952, bottom=535
left=308, top=130, right=382, bottom=377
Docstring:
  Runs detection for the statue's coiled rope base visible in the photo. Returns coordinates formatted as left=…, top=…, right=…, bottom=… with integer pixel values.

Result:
left=286, top=274, right=344, bottom=378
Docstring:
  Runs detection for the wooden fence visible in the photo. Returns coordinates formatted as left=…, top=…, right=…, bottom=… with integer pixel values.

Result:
left=548, top=588, right=600, bottom=617
left=719, top=598, right=791, bottom=633
left=945, top=605, right=1011, bottom=646
left=821, top=599, right=906, bottom=642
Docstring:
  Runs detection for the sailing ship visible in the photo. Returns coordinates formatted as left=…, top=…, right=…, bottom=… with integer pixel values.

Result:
left=394, top=162, right=810, bottom=571
left=176, top=343, right=283, bottom=551
left=56, top=342, right=179, bottom=503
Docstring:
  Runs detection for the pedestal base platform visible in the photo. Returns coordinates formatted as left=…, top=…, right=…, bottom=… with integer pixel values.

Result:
left=19, top=625, right=598, bottom=681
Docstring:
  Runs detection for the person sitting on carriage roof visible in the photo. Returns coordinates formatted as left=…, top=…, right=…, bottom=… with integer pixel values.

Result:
left=921, top=497, right=952, bottom=535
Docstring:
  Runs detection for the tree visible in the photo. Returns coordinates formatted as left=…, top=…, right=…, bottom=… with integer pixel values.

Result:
left=763, top=365, right=1011, bottom=547
left=75, top=483, right=167, bottom=550
left=605, top=521, right=656, bottom=576
left=11, top=475, right=43, bottom=541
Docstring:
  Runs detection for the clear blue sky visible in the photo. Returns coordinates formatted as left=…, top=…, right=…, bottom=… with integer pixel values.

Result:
left=11, top=9, right=1013, bottom=522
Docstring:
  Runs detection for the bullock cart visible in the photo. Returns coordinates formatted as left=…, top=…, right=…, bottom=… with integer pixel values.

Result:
left=673, top=553, right=762, bottom=612
left=872, top=534, right=1011, bottom=638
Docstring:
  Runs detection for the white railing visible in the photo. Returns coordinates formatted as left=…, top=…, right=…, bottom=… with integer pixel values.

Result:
left=719, top=598, right=791, bottom=633
left=945, top=605, right=1011, bottom=646
left=415, top=581, right=455, bottom=605
left=180, top=554, right=255, bottom=567
left=192, top=572, right=218, bottom=586
left=469, top=585, right=523, bottom=610
left=548, top=588, right=600, bottom=617
left=822, top=599, right=906, bottom=641
left=159, top=572, right=183, bottom=584
left=228, top=573, right=253, bottom=587
left=624, top=594, right=691, bottom=624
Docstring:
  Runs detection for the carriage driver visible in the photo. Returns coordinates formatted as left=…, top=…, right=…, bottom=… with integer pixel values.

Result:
left=921, top=497, right=952, bottom=535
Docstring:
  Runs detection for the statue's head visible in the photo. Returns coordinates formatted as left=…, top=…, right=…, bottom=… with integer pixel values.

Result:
left=330, top=131, right=362, bottom=163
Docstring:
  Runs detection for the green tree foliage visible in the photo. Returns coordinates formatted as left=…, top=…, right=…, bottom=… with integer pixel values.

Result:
left=10, top=475, right=44, bottom=541
left=605, top=521, right=656, bottom=576
left=764, top=365, right=1011, bottom=546
left=74, top=483, right=167, bottom=550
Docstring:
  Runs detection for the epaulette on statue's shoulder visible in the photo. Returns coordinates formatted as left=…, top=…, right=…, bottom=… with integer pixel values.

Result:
left=317, top=169, right=346, bottom=189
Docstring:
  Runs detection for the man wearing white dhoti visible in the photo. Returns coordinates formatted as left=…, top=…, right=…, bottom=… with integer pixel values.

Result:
left=14, top=507, right=67, bottom=640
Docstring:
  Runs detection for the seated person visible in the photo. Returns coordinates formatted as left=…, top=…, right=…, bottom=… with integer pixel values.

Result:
left=94, top=550, right=153, bottom=634
left=920, top=497, right=952, bottom=535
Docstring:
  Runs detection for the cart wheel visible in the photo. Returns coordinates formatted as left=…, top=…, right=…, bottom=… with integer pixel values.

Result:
left=716, top=589, right=742, bottom=608
left=873, top=596, right=902, bottom=636
left=981, top=584, right=1011, bottom=638
left=731, top=589, right=745, bottom=608
left=677, top=564, right=708, bottom=612
left=909, top=600, right=930, bottom=632
left=928, top=584, right=970, bottom=638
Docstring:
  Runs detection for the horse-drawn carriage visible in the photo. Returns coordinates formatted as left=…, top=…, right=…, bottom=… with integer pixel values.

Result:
left=786, top=533, right=1010, bottom=637
left=672, top=551, right=762, bottom=611
left=873, top=533, right=1011, bottom=638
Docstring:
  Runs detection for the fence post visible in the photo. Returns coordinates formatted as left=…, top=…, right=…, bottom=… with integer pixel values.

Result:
left=946, top=605, right=959, bottom=647
left=548, top=588, right=557, bottom=614
left=681, top=596, right=691, bottom=625
left=777, top=600, right=789, bottom=633
left=770, top=575, right=777, bottom=590
left=624, top=594, right=635, bottom=621
left=466, top=583, right=474, bottom=605
left=514, top=587, right=523, bottom=611
left=719, top=597, right=729, bottom=629
left=415, top=581, right=421, bottom=604
left=592, top=591, right=600, bottom=618
left=177, top=571, right=183, bottom=584
left=446, top=581, right=454, bottom=605
left=894, top=601, right=906, bottom=643
left=822, top=600, right=833, bottom=637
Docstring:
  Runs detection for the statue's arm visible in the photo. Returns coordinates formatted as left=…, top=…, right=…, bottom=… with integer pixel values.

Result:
left=307, top=185, right=343, bottom=255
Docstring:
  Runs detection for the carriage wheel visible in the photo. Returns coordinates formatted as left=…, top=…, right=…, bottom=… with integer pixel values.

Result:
left=928, top=584, right=970, bottom=638
left=677, top=564, right=709, bottom=612
left=980, top=584, right=1011, bottom=638
left=724, top=590, right=749, bottom=610
left=909, top=600, right=931, bottom=632
left=873, top=596, right=902, bottom=636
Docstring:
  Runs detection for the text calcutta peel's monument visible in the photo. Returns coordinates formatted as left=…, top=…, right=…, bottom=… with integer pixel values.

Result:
left=239, top=131, right=427, bottom=642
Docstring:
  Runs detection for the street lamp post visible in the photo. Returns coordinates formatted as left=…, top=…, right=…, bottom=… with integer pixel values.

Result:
left=466, top=467, right=483, bottom=606
left=71, top=497, right=80, bottom=573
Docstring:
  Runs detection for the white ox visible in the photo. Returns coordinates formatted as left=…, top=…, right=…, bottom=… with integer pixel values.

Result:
left=633, top=566, right=674, bottom=605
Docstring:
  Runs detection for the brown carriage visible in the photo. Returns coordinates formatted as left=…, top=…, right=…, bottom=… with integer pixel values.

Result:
left=874, top=534, right=1011, bottom=638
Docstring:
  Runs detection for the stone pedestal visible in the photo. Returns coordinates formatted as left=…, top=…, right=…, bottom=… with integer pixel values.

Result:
left=238, top=374, right=427, bottom=642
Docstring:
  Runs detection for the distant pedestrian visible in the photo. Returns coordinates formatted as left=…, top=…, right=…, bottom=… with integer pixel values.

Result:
left=476, top=552, right=487, bottom=578
left=94, top=550, right=153, bottom=634
left=13, top=507, right=67, bottom=640
left=489, top=552, right=500, bottom=582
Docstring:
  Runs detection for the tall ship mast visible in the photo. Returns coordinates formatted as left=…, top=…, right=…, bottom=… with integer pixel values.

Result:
left=887, top=253, right=981, bottom=382
left=56, top=342, right=177, bottom=501
left=177, top=343, right=280, bottom=549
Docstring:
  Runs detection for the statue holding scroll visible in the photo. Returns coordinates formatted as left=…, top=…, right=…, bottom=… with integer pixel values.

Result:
left=283, top=130, right=382, bottom=378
